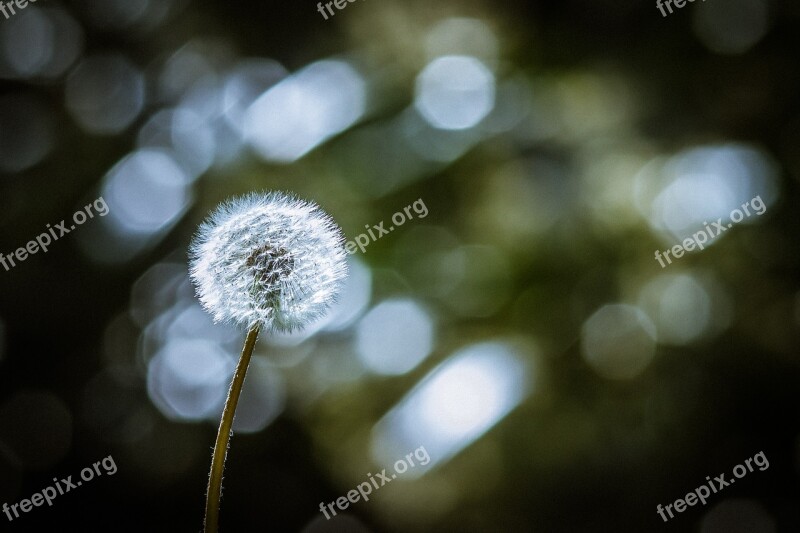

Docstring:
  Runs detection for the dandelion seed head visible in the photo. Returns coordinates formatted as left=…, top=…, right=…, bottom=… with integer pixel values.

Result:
left=189, top=191, right=348, bottom=332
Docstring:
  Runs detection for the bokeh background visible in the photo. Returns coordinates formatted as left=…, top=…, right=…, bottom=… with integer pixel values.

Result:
left=0, top=0, right=799, bottom=531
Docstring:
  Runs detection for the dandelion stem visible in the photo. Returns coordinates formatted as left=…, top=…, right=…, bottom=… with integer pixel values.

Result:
left=204, top=324, right=260, bottom=533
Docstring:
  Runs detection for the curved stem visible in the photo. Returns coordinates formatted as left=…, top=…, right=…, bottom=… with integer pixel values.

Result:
left=204, top=325, right=261, bottom=533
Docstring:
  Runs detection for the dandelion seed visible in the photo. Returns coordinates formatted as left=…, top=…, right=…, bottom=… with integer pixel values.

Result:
left=189, top=191, right=348, bottom=332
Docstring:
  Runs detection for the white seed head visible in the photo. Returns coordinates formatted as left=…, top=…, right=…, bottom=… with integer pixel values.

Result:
left=189, top=191, right=348, bottom=332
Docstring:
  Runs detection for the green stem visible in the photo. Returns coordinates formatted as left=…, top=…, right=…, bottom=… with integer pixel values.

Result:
left=204, top=325, right=261, bottom=533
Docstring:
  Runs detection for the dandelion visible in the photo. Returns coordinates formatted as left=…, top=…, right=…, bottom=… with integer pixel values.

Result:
left=190, top=191, right=348, bottom=331
left=189, top=191, right=347, bottom=532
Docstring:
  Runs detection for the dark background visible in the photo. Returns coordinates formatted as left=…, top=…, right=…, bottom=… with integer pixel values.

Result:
left=0, top=0, right=799, bottom=531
